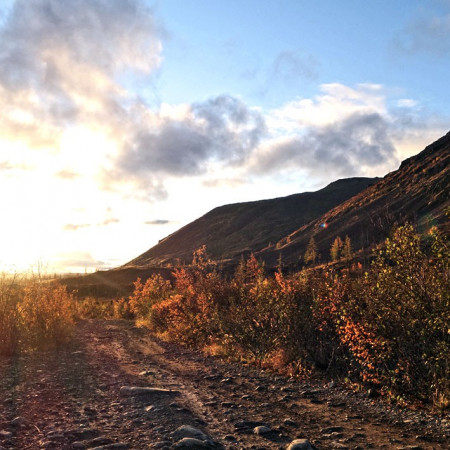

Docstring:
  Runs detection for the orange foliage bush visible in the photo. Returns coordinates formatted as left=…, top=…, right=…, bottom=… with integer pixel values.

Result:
left=129, top=224, right=449, bottom=407
left=19, top=282, right=75, bottom=350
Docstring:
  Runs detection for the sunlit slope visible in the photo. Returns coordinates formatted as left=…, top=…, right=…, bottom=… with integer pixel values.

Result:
left=259, top=131, right=450, bottom=267
left=126, top=177, right=377, bottom=267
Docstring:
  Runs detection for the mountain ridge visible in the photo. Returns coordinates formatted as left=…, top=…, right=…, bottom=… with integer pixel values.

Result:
left=125, top=177, right=378, bottom=267
left=126, top=131, right=449, bottom=269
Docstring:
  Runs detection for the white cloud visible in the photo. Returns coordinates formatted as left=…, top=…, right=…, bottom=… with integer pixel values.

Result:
left=267, top=83, right=386, bottom=133
left=397, top=98, right=418, bottom=108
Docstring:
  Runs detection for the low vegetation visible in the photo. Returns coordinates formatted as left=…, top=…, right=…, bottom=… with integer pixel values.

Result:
left=1, top=224, right=448, bottom=410
left=0, top=276, right=75, bottom=356
left=124, top=225, right=449, bottom=408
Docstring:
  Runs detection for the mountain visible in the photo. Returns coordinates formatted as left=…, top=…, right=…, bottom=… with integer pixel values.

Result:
left=127, top=132, right=449, bottom=270
left=258, top=131, right=450, bottom=267
left=125, top=177, right=378, bottom=268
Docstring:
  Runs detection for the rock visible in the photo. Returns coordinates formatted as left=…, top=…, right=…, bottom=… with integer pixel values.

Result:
left=66, top=427, right=100, bottom=440
left=172, top=425, right=211, bottom=443
left=321, top=426, right=344, bottom=434
left=119, top=386, right=178, bottom=397
left=11, top=416, right=24, bottom=427
left=47, top=431, right=65, bottom=440
left=174, top=438, right=213, bottom=449
left=234, top=420, right=266, bottom=430
left=151, top=441, right=172, bottom=449
left=283, top=419, right=297, bottom=427
left=221, top=402, right=234, bottom=408
left=253, top=426, right=272, bottom=435
left=88, top=437, right=114, bottom=446
left=72, top=443, right=86, bottom=449
left=224, top=435, right=237, bottom=441
left=286, top=439, right=313, bottom=450
left=0, top=430, right=13, bottom=439
left=91, top=444, right=129, bottom=450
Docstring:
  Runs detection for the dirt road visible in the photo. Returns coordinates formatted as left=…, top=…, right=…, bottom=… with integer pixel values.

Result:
left=0, top=320, right=448, bottom=449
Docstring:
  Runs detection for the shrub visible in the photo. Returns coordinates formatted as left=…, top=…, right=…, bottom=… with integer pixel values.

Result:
left=0, top=275, right=21, bottom=356
left=129, top=275, right=172, bottom=319
left=318, top=225, right=450, bottom=405
left=19, top=282, right=75, bottom=350
left=151, top=247, right=223, bottom=346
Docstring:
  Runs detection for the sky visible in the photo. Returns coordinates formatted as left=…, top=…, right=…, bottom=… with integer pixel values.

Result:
left=0, top=0, right=449, bottom=273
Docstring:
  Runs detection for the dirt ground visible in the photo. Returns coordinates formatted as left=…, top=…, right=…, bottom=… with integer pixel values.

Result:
left=0, top=320, right=448, bottom=449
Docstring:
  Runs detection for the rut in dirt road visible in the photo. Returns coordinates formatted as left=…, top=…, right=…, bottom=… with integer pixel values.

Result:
left=0, top=320, right=448, bottom=449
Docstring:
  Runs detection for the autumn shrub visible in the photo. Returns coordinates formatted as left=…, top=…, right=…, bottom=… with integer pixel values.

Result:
left=0, top=275, right=21, bottom=356
left=73, top=296, right=115, bottom=319
left=113, top=297, right=134, bottom=320
left=151, top=247, right=223, bottom=347
left=276, top=269, right=344, bottom=373
left=318, top=225, right=449, bottom=406
left=19, top=282, right=75, bottom=350
left=217, top=255, right=282, bottom=364
left=129, top=274, right=172, bottom=319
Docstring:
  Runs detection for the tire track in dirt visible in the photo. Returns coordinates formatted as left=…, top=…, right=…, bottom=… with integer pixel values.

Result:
left=1, top=320, right=449, bottom=449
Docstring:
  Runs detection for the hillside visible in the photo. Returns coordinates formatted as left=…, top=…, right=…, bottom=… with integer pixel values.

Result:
left=259, top=131, right=450, bottom=267
left=125, top=177, right=377, bottom=267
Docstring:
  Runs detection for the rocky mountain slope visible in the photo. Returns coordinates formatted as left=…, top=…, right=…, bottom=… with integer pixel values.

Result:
left=126, top=178, right=377, bottom=268
left=259, top=131, right=450, bottom=267
left=126, top=131, right=449, bottom=270
left=125, top=133, right=450, bottom=267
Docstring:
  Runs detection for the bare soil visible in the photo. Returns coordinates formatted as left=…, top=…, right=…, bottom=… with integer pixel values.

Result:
left=0, top=320, right=448, bottom=449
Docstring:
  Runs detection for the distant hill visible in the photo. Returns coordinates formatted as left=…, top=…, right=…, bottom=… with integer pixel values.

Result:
left=258, top=131, right=450, bottom=267
left=125, top=177, right=378, bottom=268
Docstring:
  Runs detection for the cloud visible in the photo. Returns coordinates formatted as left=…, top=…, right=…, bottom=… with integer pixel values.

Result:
left=270, top=51, right=319, bottom=82
left=113, top=95, right=267, bottom=180
left=54, top=251, right=105, bottom=269
left=396, top=99, right=418, bottom=108
left=0, top=162, right=15, bottom=170
left=0, top=2, right=270, bottom=199
left=248, top=83, right=449, bottom=180
left=63, top=218, right=120, bottom=230
left=100, top=218, right=120, bottom=226
left=394, top=12, right=450, bottom=57
left=144, top=219, right=171, bottom=225
left=63, top=223, right=91, bottom=231
left=0, top=0, right=163, bottom=152
left=252, top=112, right=398, bottom=178
left=268, top=83, right=386, bottom=133
left=55, top=169, right=79, bottom=180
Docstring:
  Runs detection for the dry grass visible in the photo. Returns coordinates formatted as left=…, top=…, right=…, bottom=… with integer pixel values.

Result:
left=0, top=275, right=75, bottom=356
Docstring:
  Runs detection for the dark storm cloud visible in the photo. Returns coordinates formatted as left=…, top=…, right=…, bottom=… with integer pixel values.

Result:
left=254, top=113, right=398, bottom=177
left=116, top=95, right=267, bottom=178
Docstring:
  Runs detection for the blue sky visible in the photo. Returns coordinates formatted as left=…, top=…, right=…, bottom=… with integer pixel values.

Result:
left=0, top=0, right=448, bottom=272
left=155, top=0, right=449, bottom=110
